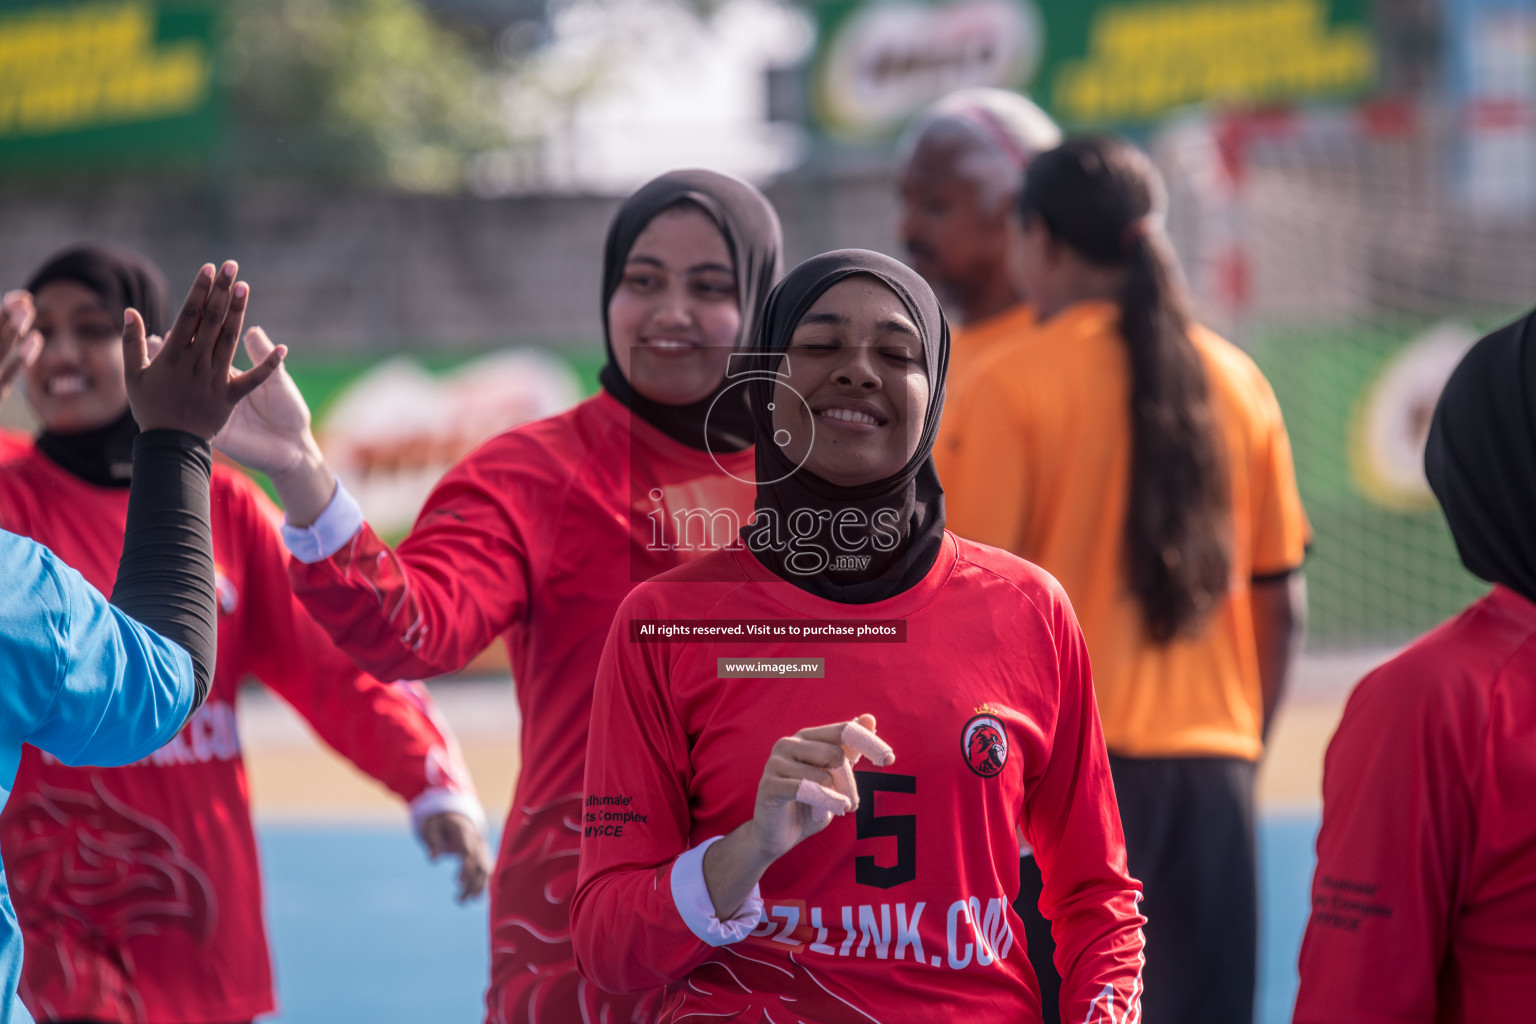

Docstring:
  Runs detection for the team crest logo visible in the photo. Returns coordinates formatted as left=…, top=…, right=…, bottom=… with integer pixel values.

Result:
left=962, top=712, right=1008, bottom=778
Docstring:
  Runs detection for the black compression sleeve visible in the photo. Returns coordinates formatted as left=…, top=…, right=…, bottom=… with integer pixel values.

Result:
left=109, top=429, right=217, bottom=713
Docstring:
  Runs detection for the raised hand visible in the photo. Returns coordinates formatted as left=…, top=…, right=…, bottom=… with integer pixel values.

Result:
left=212, top=326, right=338, bottom=527
left=213, top=326, right=322, bottom=476
left=752, top=714, right=894, bottom=858
left=420, top=811, right=493, bottom=903
left=704, top=713, right=894, bottom=920
left=124, top=261, right=286, bottom=440
left=789, top=718, right=896, bottom=824
left=0, top=290, right=43, bottom=403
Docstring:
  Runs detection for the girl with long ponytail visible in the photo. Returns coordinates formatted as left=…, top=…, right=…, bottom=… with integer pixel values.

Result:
left=943, top=135, right=1311, bottom=1024
left=1036, top=139, right=1233, bottom=640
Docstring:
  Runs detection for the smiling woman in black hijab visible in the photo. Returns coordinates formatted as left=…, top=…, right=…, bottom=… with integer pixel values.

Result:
left=1296, top=308, right=1536, bottom=1022
left=23, top=244, right=166, bottom=485
left=599, top=168, right=782, bottom=452
left=210, top=168, right=785, bottom=1024
left=575, top=248, right=1145, bottom=1024
left=744, top=249, right=948, bottom=602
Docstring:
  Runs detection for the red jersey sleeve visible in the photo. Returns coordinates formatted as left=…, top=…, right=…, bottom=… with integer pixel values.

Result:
left=571, top=588, right=717, bottom=993
left=1292, top=661, right=1478, bottom=1023
left=232, top=475, right=481, bottom=822
left=287, top=440, right=534, bottom=680
left=1022, top=585, right=1147, bottom=1020
left=0, top=428, right=28, bottom=461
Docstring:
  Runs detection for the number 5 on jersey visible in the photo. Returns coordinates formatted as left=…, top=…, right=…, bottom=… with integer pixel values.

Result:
left=854, top=770, right=916, bottom=888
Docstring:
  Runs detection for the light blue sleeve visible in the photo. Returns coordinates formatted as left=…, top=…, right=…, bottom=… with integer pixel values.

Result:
left=0, top=532, right=195, bottom=767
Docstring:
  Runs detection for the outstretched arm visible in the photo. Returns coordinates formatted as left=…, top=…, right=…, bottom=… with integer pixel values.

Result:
left=234, top=475, right=492, bottom=901
left=113, top=261, right=284, bottom=717
left=212, top=325, right=337, bottom=526
left=213, top=326, right=532, bottom=680
left=10, top=260, right=286, bottom=768
left=0, top=290, right=42, bottom=403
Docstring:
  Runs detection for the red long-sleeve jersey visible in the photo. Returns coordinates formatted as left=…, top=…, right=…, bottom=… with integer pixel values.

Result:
left=0, top=449, right=479, bottom=1024
left=573, top=534, right=1145, bottom=1024
left=1294, top=584, right=1536, bottom=1024
left=0, top=429, right=27, bottom=460
left=285, top=391, right=756, bottom=1022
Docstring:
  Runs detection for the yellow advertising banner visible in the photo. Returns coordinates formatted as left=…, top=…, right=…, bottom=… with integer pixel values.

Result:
left=0, top=1, right=218, bottom=164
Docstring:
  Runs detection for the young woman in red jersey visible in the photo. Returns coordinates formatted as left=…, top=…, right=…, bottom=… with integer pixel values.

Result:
left=572, top=249, right=1145, bottom=1024
left=1294, top=310, right=1536, bottom=1023
left=0, top=245, right=489, bottom=1024
left=214, top=170, right=783, bottom=1023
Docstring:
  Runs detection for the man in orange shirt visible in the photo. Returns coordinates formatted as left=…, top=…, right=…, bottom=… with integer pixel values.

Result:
left=895, top=88, right=1059, bottom=467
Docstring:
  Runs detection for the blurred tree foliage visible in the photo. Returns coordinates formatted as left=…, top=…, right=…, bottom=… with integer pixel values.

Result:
left=227, top=0, right=510, bottom=191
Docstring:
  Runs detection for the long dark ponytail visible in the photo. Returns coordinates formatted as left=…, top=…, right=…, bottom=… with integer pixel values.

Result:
left=1020, top=136, right=1232, bottom=642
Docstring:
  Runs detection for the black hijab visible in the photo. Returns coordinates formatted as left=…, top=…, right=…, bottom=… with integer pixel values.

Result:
left=1424, top=308, right=1536, bottom=604
left=26, top=245, right=167, bottom=488
left=598, top=169, right=782, bottom=452
left=744, top=249, right=949, bottom=604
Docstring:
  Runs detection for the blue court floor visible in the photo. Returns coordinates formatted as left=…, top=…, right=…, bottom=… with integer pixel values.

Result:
left=257, top=813, right=1322, bottom=1023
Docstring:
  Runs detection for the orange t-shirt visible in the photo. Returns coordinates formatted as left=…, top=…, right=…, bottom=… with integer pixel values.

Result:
left=936, top=302, right=1035, bottom=474
left=942, top=301, right=1310, bottom=760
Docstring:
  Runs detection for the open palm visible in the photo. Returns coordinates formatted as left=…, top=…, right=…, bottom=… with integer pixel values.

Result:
left=213, top=327, right=320, bottom=476
left=0, top=291, right=42, bottom=403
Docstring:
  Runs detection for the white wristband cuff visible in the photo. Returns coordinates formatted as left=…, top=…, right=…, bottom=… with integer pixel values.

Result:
left=409, top=787, right=487, bottom=838
left=281, top=481, right=364, bottom=563
left=670, top=836, right=764, bottom=947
